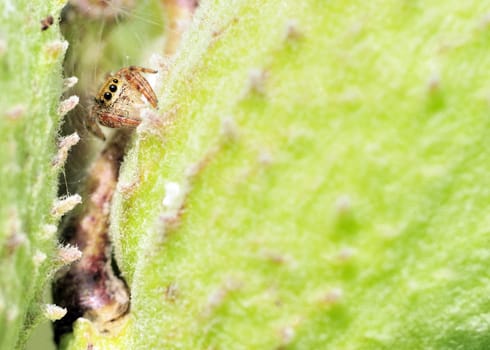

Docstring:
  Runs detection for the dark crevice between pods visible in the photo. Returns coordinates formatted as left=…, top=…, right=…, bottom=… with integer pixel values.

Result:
left=52, top=130, right=132, bottom=345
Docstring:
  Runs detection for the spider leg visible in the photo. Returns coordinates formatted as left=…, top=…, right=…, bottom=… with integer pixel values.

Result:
left=98, top=112, right=141, bottom=128
left=127, top=66, right=158, bottom=74
left=88, top=106, right=107, bottom=140
left=119, top=67, right=159, bottom=108
left=88, top=122, right=107, bottom=141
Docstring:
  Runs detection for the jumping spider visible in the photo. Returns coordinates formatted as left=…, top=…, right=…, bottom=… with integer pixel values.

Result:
left=90, top=66, right=158, bottom=139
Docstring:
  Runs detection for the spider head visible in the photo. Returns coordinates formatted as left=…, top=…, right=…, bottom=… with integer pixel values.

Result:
left=95, top=76, right=123, bottom=107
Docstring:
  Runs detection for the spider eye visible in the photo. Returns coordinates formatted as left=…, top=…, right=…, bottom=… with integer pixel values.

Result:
left=104, top=92, right=112, bottom=101
left=113, top=79, right=118, bottom=83
left=109, top=84, right=117, bottom=93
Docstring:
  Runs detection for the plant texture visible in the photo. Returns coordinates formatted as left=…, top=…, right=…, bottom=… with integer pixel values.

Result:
left=3, top=0, right=490, bottom=349
left=0, top=1, right=73, bottom=349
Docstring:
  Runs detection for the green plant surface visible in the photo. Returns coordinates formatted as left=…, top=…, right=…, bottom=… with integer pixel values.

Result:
left=62, top=0, right=490, bottom=349
left=0, top=0, right=69, bottom=349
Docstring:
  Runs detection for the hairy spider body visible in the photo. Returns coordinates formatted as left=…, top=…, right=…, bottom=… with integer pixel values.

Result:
left=90, top=66, right=158, bottom=137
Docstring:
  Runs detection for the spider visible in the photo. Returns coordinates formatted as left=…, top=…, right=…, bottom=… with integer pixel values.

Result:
left=90, top=66, right=158, bottom=138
